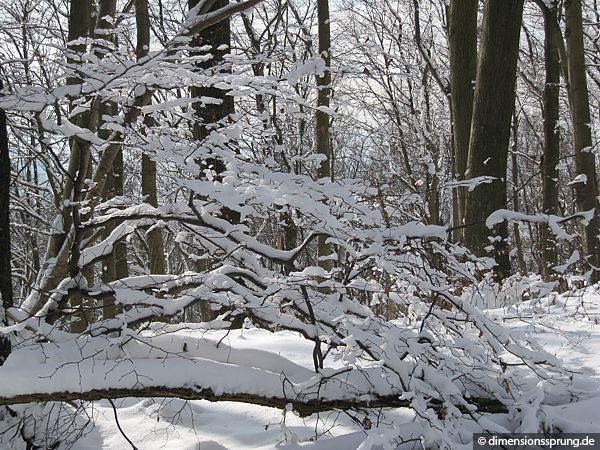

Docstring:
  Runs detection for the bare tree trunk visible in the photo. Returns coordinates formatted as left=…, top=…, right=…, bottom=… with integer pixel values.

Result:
left=189, top=0, right=235, bottom=145
left=25, top=0, right=93, bottom=317
left=112, top=151, right=129, bottom=283
left=448, top=0, right=477, bottom=240
left=464, top=0, right=525, bottom=282
left=65, top=0, right=95, bottom=331
left=564, top=0, right=600, bottom=283
left=142, top=154, right=166, bottom=274
left=316, top=0, right=334, bottom=274
left=539, top=1, right=561, bottom=279
left=137, top=0, right=166, bottom=276
left=189, top=0, right=236, bottom=320
left=91, top=0, right=129, bottom=323
left=0, top=79, right=12, bottom=365
left=100, top=150, right=128, bottom=319
left=511, top=117, right=527, bottom=275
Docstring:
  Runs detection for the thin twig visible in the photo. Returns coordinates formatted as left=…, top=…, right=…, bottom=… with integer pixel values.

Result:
left=107, top=398, right=138, bottom=450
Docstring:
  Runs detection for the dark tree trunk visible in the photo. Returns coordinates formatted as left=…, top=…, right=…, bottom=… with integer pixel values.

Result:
left=564, top=0, right=600, bottom=283
left=540, top=2, right=561, bottom=279
left=464, top=0, right=525, bottom=282
left=316, top=0, right=334, bottom=274
left=66, top=0, right=95, bottom=331
left=188, top=0, right=236, bottom=226
left=316, top=0, right=332, bottom=183
left=95, top=0, right=129, bottom=322
left=448, top=0, right=477, bottom=240
left=0, top=79, right=12, bottom=365
left=510, top=118, right=527, bottom=275
left=189, top=0, right=237, bottom=321
left=137, top=0, right=166, bottom=276
left=101, top=148, right=128, bottom=319
left=189, top=0, right=235, bottom=146
left=142, top=153, right=166, bottom=274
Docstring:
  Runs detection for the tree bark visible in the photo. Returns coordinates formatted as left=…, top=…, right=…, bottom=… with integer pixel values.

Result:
left=101, top=149, right=128, bottom=319
left=316, top=0, right=334, bottom=275
left=137, top=0, right=166, bottom=276
left=142, top=154, right=166, bottom=274
left=564, top=0, right=600, bottom=282
left=65, top=0, right=95, bottom=332
left=539, top=2, right=561, bottom=279
left=0, top=79, right=12, bottom=365
left=189, top=0, right=237, bottom=321
left=464, top=0, right=525, bottom=281
left=0, top=387, right=508, bottom=417
left=448, top=0, right=477, bottom=241
left=92, top=0, right=129, bottom=324
left=189, top=0, right=235, bottom=145
left=511, top=118, right=527, bottom=275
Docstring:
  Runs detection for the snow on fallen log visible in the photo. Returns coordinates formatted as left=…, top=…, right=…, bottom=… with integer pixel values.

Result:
left=0, top=357, right=506, bottom=416
left=0, top=333, right=507, bottom=416
left=0, top=386, right=507, bottom=417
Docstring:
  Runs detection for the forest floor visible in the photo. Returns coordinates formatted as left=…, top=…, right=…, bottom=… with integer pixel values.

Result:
left=74, top=287, right=600, bottom=449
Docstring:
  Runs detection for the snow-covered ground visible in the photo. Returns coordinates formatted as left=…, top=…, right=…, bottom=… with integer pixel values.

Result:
left=74, top=329, right=370, bottom=449
left=70, top=288, right=600, bottom=449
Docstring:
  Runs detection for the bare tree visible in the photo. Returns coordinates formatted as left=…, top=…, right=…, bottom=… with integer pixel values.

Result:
left=137, top=0, right=166, bottom=276
left=189, top=0, right=235, bottom=147
left=0, top=79, right=12, bottom=365
left=564, top=0, right=600, bottom=282
left=316, top=0, right=334, bottom=274
left=65, top=0, right=95, bottom=332
left=97, top=0, right=128, bottom=321
left=448, top=0, right=477, bottom=240
left=464, top=0, right=525, bottom=280
left=189, top=0, right=238, bottom=320
left=536, top=0, right=561, bottom=279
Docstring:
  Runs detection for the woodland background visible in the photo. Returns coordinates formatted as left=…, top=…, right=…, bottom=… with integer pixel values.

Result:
left=0, top=0, right=599, bottom=447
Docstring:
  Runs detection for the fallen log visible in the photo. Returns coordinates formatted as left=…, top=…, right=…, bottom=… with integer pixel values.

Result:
left=0, top=387, right=508, bottom=417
